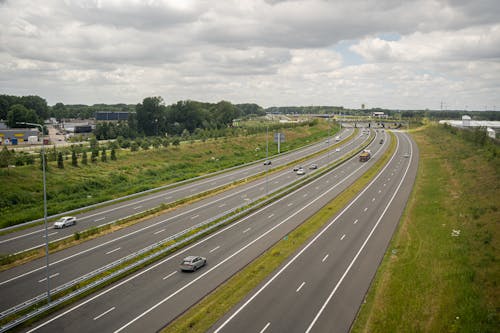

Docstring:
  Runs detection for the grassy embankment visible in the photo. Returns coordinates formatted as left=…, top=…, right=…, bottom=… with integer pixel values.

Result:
left=352, top=124, right=499, bottom=332
left=0, top=121, right=332, bottom=229
left=161, top=132, right=397, bottom=333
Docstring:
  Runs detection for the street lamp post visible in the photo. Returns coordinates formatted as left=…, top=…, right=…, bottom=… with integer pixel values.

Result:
left=17, top=122, right=51, bottom=303
left=265, top=126, right=269, bottom=195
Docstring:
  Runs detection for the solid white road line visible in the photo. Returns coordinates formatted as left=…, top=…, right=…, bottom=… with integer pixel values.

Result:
left=162, top=271, right=177, bottom=280
left=213, top=131, right=401, bottom=333
left=305, top=133, right=412, bottom=333
left=105, top=247, right=121, bottom=255
left=93, top=307, right=115, bottom=321
left=26, top=135, right=378, bottom=333
left=296, top=282, right=306, bottom=293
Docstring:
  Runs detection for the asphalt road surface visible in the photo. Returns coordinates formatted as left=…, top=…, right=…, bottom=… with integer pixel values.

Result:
left=210, top=131, right=417, bottom=333
left=18, top=130, right=407, bottom=333
left=1, top=129, right=368, bottom=317
left=0, top=129, right=354, bottom=255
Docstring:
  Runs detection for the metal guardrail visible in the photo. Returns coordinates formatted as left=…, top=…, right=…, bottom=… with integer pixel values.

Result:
left=0, top=129, right=370, bottom=332
left=1, top=131, right=337, bottom=232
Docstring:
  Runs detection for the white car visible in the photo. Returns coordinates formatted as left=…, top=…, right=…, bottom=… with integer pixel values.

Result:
left=180, top=256, right=207, bottom=272
left=53, top=216, right=77, bottom=229
left=309, top=164, right=318, bottom=169
left=335, top=148, right=340, bottom=152
left=296, top=168, right=305, bottom=175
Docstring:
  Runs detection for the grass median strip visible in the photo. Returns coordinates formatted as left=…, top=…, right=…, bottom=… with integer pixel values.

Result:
left=161, top=131, right=397, bottom=333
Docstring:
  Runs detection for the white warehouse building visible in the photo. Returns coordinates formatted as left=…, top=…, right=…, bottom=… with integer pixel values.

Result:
left=439, top=115, right=500, bottom=139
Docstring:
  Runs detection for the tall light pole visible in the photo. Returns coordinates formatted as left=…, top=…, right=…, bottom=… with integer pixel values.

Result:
left=265, top=125, right=269, bottom=195
left=18, top=122, right=51, bottom=303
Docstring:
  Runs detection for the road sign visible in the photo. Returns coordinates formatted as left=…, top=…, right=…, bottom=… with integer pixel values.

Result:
left=274, top=133, right=285, bottom=143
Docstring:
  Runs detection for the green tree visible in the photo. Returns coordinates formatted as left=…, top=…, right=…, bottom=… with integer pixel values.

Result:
left=110, top=148, right=117, bottom=161
left=82, top=151, right=88, bottom=165
left=101, top=148, right=107, bottom=162
left=140, top=140, right=150, bottom=150
left=181, top=129, right=190, bottom=140
left=130, top=141, right=139, bottom=152
left=0, top=146, right=12, bottom=168
left=72, top=150, right=78, bottom=167
left=20, top=95, right=49, bottom=120
left=89, top=137, right=99, bottom=151
left=6, top=104, right=39, bottom=128
left=91, top=150, right=98, bottom=163
left=52, top=102, right=66, bottom=122
left=57, top=152, right=64, bottom=168
left=136, top=96, right=166, bottom=136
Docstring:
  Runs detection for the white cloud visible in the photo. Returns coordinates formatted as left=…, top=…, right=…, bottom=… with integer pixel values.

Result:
left=351, top=24, right=500, bottom=62
left=0, top=0, right=499, bottom=110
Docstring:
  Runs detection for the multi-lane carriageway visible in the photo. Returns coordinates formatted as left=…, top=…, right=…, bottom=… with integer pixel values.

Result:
left=1, top=128, right=362, bottom=319
left=17, top=130, right=417, bottom=333
left=0, top=129, right=358, bottom=255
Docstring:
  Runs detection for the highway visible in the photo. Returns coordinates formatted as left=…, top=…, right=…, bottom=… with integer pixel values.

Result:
left=18, top=130, right=403, bottom=333
left=0, top=128, right=367, bottom=317
left=0, top=128, right=354, bottom=255
left=210, top=131, right=417, bottom=333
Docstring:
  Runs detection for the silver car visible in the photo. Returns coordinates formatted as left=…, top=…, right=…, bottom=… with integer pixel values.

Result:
left=180, top=256, right=207, bottom=272
left=53, top=216, right=77, bottom=229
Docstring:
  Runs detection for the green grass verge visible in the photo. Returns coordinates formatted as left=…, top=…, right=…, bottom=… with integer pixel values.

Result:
left=0, top=121, right=335, bottom=228
left=160, top=132, right=397, bottom=333
left=351, top=124, right=499, bottom=333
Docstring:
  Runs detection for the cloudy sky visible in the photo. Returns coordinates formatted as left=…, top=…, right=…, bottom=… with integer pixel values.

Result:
left=1, top=0, right=499, bottom=110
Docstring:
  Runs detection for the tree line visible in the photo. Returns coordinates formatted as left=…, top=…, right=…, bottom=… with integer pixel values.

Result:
left=0, top=94, right=266, bottom=139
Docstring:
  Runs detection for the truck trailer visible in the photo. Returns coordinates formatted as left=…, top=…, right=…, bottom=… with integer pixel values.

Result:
left=359, top=149, right=371, bottom=162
